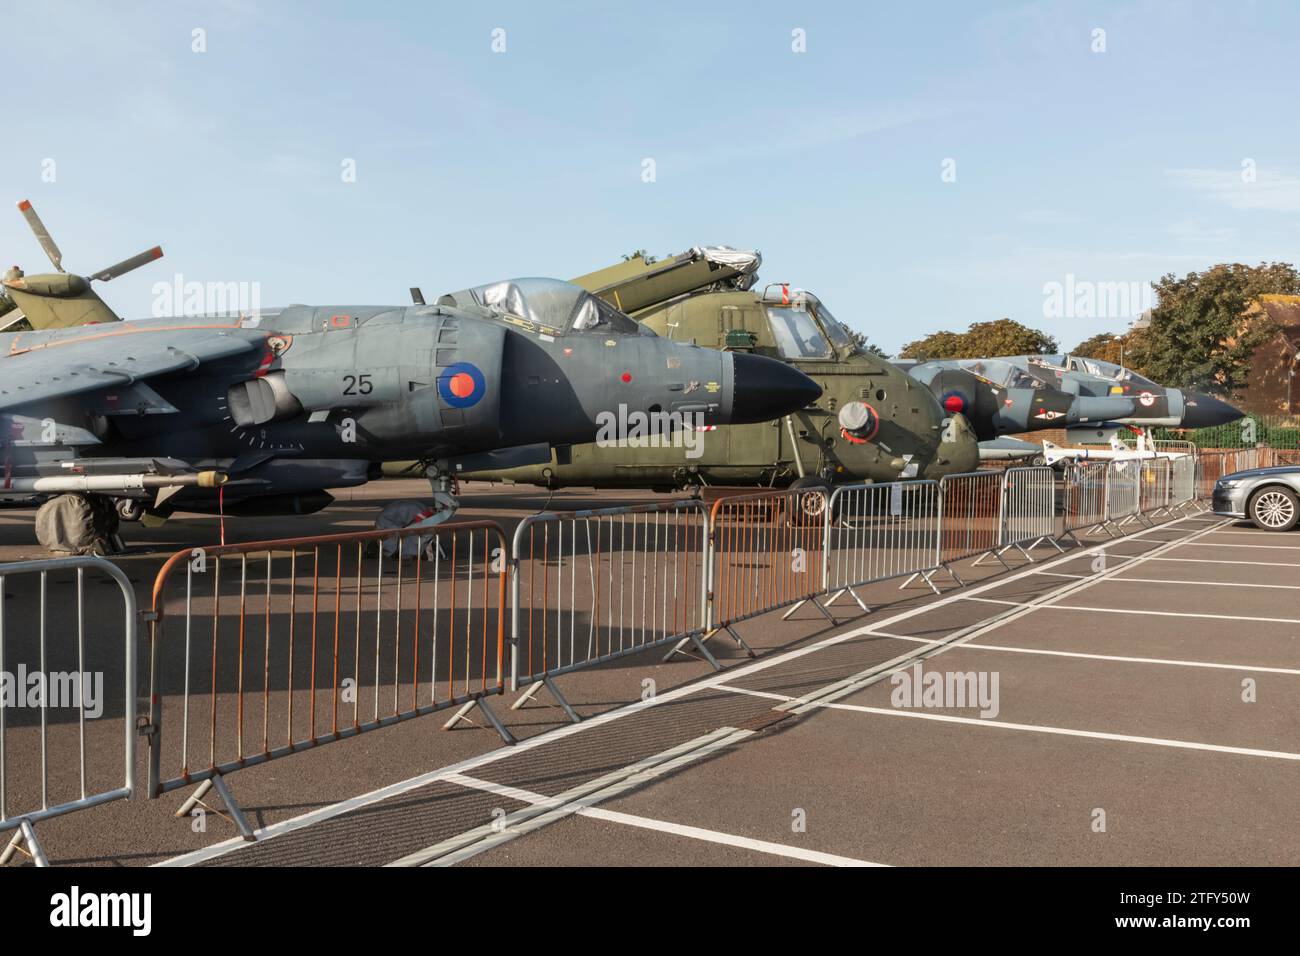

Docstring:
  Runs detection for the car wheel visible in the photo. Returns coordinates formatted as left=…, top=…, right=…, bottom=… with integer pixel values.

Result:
left=1248, top=486, right=1300, bottom=532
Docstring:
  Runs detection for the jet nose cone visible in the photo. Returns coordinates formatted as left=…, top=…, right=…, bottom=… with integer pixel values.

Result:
left=1181, top=392, right=1243, bottom=429
left=1070, top=396, right=1136, bottom=423
left=727, top=352, right=822, bottom=424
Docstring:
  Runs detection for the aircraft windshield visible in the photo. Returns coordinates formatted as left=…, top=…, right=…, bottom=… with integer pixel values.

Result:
left=959, top=359, right=1049, bottom=389
left=808, top=298, right=859, bottom=354
left=766, top=306, right=833, bottom=360
left=467, top=278, right=640, bottom=335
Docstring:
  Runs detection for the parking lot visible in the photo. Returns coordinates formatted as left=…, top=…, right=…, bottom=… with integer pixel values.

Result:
left=60, top=500, right=1281, bottom=869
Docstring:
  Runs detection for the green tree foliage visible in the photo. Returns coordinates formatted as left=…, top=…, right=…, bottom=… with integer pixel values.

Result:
left=899, top=318, right=1058, bottom=360
left=1126, top=262, right=1300, bottom=395
left=845, top=327, right=889, bottom=357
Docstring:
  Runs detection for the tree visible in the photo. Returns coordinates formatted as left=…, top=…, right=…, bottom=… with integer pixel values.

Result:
left=1126, top=262, right=1300, bottom=395
left=899, top=318, right=1058, bottom=359
left=845, top=327, right=889, bottom=357
left=1071, top=332, right=1125, bottom=365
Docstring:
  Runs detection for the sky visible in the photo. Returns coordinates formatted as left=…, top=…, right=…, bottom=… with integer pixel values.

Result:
left=3, top=0, right=1298, bottom=354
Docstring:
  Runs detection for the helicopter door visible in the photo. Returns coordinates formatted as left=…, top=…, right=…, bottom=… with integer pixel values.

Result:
left=717, top=305, right=783, bottom=471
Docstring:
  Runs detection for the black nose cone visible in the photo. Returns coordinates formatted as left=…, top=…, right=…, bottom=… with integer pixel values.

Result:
left=729, top=352, right=822, bottom=424
left=1182, top=392, right=1243, bottom=428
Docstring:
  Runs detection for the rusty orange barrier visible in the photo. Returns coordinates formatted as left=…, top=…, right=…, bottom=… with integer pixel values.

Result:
left=705, top=487, right=835, bottom=652
left=143, top=520, right=508, bottom=835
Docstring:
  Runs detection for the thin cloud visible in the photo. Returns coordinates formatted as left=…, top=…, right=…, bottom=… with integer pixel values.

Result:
left=1167, top=166, right=1300, bottom=212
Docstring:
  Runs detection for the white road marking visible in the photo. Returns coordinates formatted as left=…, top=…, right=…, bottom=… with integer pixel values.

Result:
left=862, top=631, right=1300, bottom=675
left=444, top=771, right=884, bottom=867
left=807, top=704, right=1300, bottom=763
left=1143, top=556, right=1300, bottom=568
left=388, top=728, right=755, bottom=867
left=1110, top=576, right=1300, bottom=591
left=157, top=513, right=1221, bottom=866
left=1177, top=541, right=1300, bottom=551
left=967, top=596, right=1300, bottom=626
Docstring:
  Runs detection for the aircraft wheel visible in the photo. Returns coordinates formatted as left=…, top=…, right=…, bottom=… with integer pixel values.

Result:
left=116, top=497, right=145, bottom=522
left=1248, top=486, right=1299, bottom=532
left=786, top=477, right=832, bottom=526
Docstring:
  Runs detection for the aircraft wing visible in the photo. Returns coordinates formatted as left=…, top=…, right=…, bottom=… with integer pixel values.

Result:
left=0, top=327, right=260, bottom=412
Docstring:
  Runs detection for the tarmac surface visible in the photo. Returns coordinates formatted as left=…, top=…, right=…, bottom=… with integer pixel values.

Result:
left=1, top=481, right=1296, bottom=867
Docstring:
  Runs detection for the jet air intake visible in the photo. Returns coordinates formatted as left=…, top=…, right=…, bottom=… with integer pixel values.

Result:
left=228, top=372, right=303, bottom=427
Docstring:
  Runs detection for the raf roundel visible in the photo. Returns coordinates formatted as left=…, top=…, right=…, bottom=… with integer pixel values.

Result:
left=437, top=361, right=486, bottom=409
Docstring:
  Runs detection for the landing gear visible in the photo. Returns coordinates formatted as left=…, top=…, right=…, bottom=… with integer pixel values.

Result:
left=422, top=465, right=462, bottom=527
left=115, top=497, right=145, bottom=522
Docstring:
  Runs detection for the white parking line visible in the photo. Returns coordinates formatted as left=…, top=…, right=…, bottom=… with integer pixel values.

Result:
left=1110, top=576, right=1300, bottom=591
left=157, top=513, right=1221, bottom=866
left=966, top=596, right=1300, bottom=626
left=715, top=686, right=1300, bottom=761
left=443, top=772, right=885, bottom=867
left=808, top=704, right=1300, bottom=762
left=388, top=728, right=756, bottom=867
left=863, top=631, right=1300, bottom=675
left=1144, top=556, right=1300, bottom=568
left=1177, top=541, right=1300, bottom=551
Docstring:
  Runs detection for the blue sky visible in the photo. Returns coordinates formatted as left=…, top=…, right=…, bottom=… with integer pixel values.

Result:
left=3, top=0, right=1298, bottom=352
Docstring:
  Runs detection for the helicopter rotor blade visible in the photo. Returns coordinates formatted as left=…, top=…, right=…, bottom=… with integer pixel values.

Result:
left=16, top=199, right=64, bottom=273
left=90, top=245, right=164, bottom=282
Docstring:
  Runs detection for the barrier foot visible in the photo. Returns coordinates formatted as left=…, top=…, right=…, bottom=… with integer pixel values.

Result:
left=780, top=599, right=808, bottom=621
left=663, top=631, right=727, bottom=669
left=0, top=820, right=48, bottom=867
left=808, top=600, right=838, bottom=627
left=919, top=570, right=942, bottom=596
left=722, top=625, right=757, bottom=658
left=176, top=775, right=256, bottom=843
left=825, top=587, right=869, bottom=612
left=443, top=698, right=517, bottom=745
left=511, top=677, right=581, bottom=724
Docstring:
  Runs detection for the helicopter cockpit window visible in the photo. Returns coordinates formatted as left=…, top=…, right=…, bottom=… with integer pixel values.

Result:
left=766, top=306, right=833, bottom=360
left=809, top=299, right=858, bottom=354
left=466, top=277, right=640, bottom=335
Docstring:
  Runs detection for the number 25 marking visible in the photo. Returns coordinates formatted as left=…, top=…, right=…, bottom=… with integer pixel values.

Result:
left=342, top=374, right=373, bottom=396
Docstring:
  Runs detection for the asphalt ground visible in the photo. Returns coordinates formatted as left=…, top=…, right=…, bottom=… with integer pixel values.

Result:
left=1, top=486, right=1294, bottom=867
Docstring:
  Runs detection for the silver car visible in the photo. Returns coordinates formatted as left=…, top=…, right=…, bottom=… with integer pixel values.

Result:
left=1212, top=466, right=1300, bottom=531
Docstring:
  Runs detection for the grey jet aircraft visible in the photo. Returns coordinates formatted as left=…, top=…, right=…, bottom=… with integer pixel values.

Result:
left=0, top=201, right=820, bottom=538
left=901, top=353, right=1241, bottom=440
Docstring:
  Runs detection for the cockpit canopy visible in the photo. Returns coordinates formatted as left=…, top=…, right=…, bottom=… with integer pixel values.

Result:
left=444, top=277, right=644, bottom=336
left=760, top=289, right=861, bottom=360
left=1031, top=354, right=1159, bottom=389
left=955, top=358, right=1051, bottom=389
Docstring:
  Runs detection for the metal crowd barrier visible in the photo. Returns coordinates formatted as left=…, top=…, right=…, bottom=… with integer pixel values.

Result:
left=822, top=481, right=941, bottom=607
left=510, top=500, right=708, bottom=719
left=0, top=556, right=136, bottom=868
left=1138, top=458, right=1173, bottom=517
left=1170, top=455, right=1197, bottom=510
left=999, top=465, right=1063, bottom=560
left=1104, top=459, right=1143, bottom=528
left=1061, top=461, right=1110, bottom=540
left=144, top=521, right=509, bottom=838
left=931, top=471, right=1007, bottom=580
left=706, top=487, right=835, bottom=650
